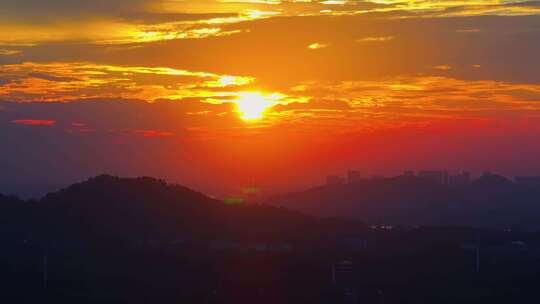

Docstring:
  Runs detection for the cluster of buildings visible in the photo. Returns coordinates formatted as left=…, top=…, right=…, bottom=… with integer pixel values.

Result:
left=209, top=240, right=292, bottom=253
left=416, top=170, right=472, bottom=187
left=326, top=169, right=472, bottom=187
left=326, top=170, right=362, bottom=186
left=326, top=169, right=540, bottom=188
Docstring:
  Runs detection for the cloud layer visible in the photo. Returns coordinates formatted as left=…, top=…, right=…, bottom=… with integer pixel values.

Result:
left=2, top=0, right=540, bottom=197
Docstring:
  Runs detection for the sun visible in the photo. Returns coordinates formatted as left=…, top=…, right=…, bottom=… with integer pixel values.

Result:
left=234, top=92, right=275, bottom=121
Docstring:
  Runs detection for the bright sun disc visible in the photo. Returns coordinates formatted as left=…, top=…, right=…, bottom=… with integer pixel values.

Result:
left=234, top=92, right=274, bottom=121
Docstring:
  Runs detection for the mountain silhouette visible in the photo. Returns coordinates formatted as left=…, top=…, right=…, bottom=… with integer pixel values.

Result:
left=2, top=175, right=540, bottom=304
left=266, top=174, right=540, bottom=229
left=0, top=175, right=361, bottom=243
left=37, top=175, right=223, bottom=241
left=2, top=173, right=539, bottom=244
left=0, top=193, right=30, bottom=240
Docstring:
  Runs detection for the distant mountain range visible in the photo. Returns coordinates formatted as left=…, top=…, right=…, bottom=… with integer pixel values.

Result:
left=2, top=174, right=539, bottom=243
left=265, top=174, right=540, bottom=229
left=0, top=175, right=361, bottom=242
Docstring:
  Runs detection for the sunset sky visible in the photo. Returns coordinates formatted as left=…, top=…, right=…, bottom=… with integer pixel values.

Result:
left=1, top=0, right=540, bottom=197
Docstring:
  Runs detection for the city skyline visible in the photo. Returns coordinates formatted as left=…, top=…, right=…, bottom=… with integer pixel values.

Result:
left=326, top=169, right=539, bottom=185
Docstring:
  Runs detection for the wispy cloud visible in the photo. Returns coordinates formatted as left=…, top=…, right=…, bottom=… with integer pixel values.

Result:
left=308, top=42, right=328, bottom=50
left=11, top=119, right=56, bottom=126
left=0, top=62, right=254, bottom=102
left=0, top=49, right=22, bottom=56
left=433, top=65, right=452, bottom=71
left=356, top=36, right=394, bottom=43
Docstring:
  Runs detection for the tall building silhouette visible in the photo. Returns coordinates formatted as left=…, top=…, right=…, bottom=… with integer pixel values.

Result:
left=449, top=171, right=471, bottom=187
left=347, top=170, right=361, bottom=183
left=418, top=170, right=449, bottom=185
left=404, top=170, right=415, bottom=177
left=327, top=175, right=344, bottom=186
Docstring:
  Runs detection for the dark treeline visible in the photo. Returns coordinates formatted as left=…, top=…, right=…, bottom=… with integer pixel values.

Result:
left=1, top=175, right=540, bottom=303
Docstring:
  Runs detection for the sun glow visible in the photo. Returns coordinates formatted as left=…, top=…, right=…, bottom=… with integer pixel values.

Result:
left=234, top=92, right=277, bottom=121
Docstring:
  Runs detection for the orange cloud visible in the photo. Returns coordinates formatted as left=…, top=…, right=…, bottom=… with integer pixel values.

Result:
left=0, top=62, right=254, bottom=103
left=433, top=65, right=452, bottom=71
left=308, top=43, right=328, bottom=50
left=135, top=130, right=176, bottom=137
left=11, top=119, right=56, bottom=126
